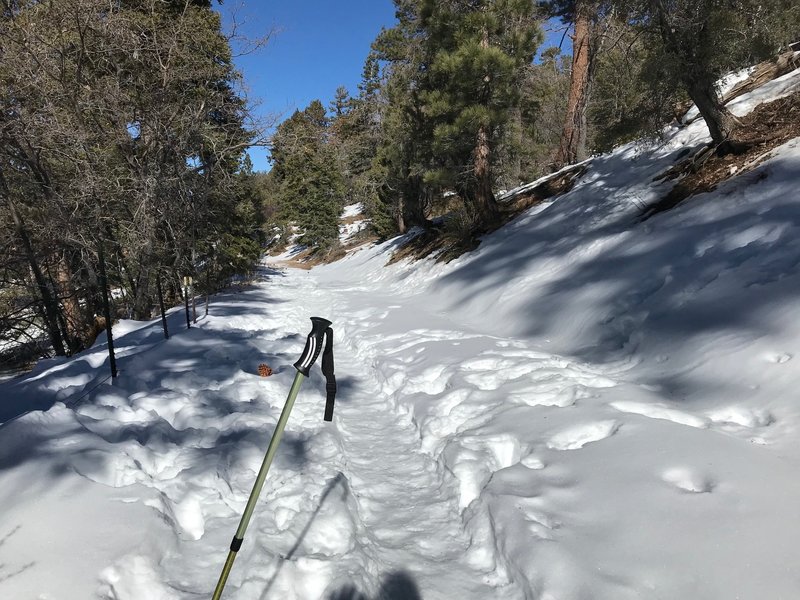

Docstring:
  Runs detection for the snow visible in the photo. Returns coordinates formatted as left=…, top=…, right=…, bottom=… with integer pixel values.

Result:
left=2, top=70, right=800, bottom=599
left=681, top=65, right=757, bottom=123
left=340, top=203, right=364, bottom=220
left=339, top=203, right=369, bottom=244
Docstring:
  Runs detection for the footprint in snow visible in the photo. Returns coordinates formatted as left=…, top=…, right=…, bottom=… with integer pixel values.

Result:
left=662, top=467, right=714, bottom=493
left=402, top=364, right=453, bottom=395
left=547, top=420, right=620, bottom=451
left=610, top=400, right=708, bottom=429
left=764, top=352, right=792, bottom=364
left=706, top=406, right=773, bottom=429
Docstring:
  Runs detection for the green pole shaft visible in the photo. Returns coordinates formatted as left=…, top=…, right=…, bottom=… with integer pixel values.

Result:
left=211, top=371, right=306, bottom=600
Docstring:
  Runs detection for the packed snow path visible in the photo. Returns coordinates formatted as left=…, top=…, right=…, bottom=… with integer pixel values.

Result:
left=204, top=270, right=529, bottom=599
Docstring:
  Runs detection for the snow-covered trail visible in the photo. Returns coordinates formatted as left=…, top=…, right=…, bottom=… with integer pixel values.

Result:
left=229, top=269, right=524, bottom=599
left=256, top=269, right=632, bottom=600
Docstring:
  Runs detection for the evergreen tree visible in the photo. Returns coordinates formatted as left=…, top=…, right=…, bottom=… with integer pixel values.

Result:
left=369, top=5, right=436, bottom=234
left=269, top=101, right=345, bottom=250
left=586, top=17, right=658, bottom=151
left=516, top=48, right=571, bottom=179
left=418, top=0, right=542, bottom=223
left=540, top=0, right=611, bottom=167
left=621, top=0, right=798, bottom=150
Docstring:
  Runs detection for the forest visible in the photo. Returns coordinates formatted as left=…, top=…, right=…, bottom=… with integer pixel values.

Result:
left=1, top=0, right=798, bottom=365
left=263, top=0, right=798, bottom=250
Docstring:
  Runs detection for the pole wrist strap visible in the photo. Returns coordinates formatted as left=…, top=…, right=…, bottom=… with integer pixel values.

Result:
left=321, top=327, right=336, bottom=421
left=293, top=317, right=337, bottom=422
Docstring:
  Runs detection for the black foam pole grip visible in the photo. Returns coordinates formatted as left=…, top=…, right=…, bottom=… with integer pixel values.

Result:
left=294, top=317, right=332, bottom=376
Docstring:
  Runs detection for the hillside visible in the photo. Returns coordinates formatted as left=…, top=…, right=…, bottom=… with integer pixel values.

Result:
left=1, top=65, right=799, bottom=599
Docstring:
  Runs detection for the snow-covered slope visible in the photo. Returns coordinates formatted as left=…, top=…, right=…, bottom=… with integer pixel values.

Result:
left=2, top=67, right=800, bottom=600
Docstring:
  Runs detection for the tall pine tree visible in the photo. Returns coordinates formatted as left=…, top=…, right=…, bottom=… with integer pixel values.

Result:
left=419, top=0, right=541, bottom=223
left=269, top=101, right=345, bottom=250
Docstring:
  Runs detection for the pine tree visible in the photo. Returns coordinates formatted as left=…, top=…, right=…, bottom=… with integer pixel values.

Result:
left=623, top=0, right=798, bottom=151
left=369, top=5, right=436, bottom=234
left=269, top=101, right=345, bottom=250
left=540, top=0, right=611, bottom=168
left=419, top=0, right=541, bottom=223
left=516, top=48, right=571, bottom=178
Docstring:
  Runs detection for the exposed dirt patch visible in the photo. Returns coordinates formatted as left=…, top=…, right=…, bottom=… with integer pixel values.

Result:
left=271, top=246, right=342, bottom=270
left=340, top=213, right=366, bottom=226
left=643, top=91, right=800, bottom=220
left=270, top=232, right=380, bottom=270
left=388, top=225, right=482, bottom=265
left=390, top=164, right=588, bottom=264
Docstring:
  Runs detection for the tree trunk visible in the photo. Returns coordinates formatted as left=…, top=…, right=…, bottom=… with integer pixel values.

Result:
left=57, top=252, right=85, bottom=352
left=396, top=194, right=407, bottom=234
left=132, top=263, right=152, bottom=320
left=97, top=241, right=118, bottom=379
left=3, top=189, right=66, bottom=356
left=403, top=174, right=428, bottom=229
left=686, top=77, right=741, bottom=147
left=555, top=1, right=592, bottom=168
left=156, top=272, right=169, bottom=339
left=472, top=26, right=499, bottom=224
left=473, top=122, right=499, bottom=223
left=650, top=0, right=741, bottom=150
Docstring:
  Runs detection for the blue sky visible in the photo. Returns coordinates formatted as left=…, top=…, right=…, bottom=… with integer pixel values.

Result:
left=218, top=2, right=570, bottom=172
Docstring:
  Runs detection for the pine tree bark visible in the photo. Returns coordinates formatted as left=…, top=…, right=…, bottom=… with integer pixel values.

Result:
left=396, top=195, right=408, bottom=234
left=473, top=27, right=499, bottom=224
left=57, top=252, right=85, bottom=352
left=686, top=77, right=741, bottom=148
left=555, top=1, right=592, bottom=168
left=404, top=174, right=428, bottom=228
left=473, top=122, right=499, bottom=223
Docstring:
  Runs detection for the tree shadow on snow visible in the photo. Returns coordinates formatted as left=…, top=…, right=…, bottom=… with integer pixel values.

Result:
left=0, top=282, right=295, bottom=424
left=259, top=472, right=349, bottom=599
left=328, top=571, right=422, bottom=600
left=435, top=150, right=800, bottom=404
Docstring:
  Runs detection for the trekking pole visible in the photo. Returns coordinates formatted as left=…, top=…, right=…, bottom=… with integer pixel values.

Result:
left=211, top=317, right=337, bottom=600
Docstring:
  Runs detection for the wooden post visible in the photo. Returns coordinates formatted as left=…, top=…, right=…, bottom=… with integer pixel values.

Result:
left=183, top=276, right=191, bottom=329
left=192, top=282, right=197, bottom=324
left=205, top=267, right=210, bottom=317
left=156, top=272, right=169, bottom=339
left=98, top=241, right=118, bottom=378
